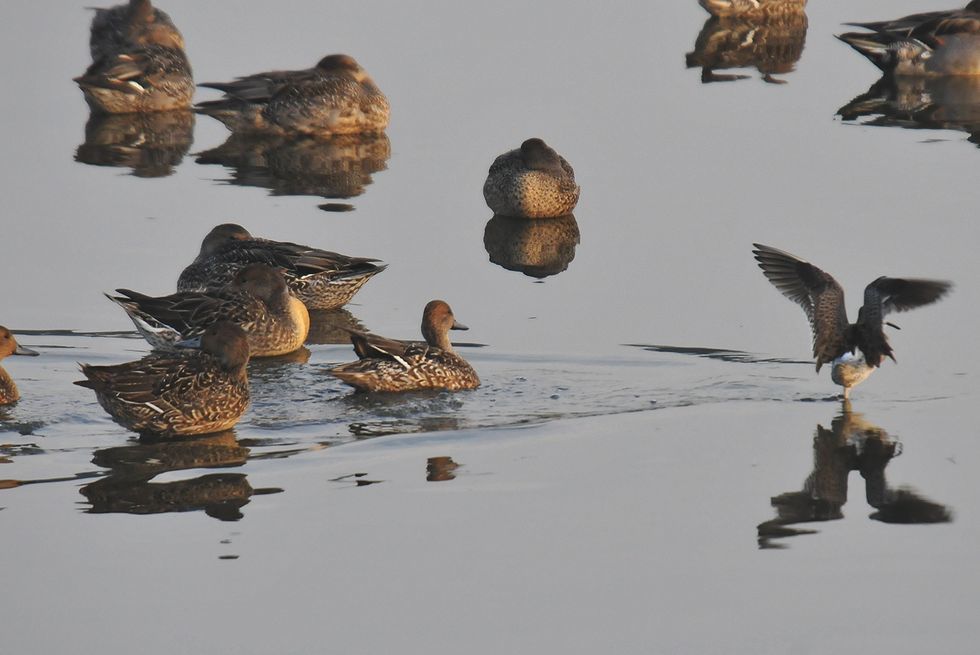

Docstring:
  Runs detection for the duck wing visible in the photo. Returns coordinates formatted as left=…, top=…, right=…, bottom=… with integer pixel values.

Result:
left=347, top=331, right=417, bottom=363
left=753, top=243, right=850, bottom=371
left=199, top=67, right=321, bottom=103
left=111, top=289, right=266, bottom=337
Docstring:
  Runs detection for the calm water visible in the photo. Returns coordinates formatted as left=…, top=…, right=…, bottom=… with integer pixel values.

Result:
left=2, top=1, right=980, bottom=653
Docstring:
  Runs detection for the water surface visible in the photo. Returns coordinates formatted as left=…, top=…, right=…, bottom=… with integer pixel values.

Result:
left=2, top=1, right=979, bottom=653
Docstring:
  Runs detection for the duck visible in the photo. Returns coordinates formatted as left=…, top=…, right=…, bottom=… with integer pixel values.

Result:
left=177, top=223, right=386, bottom=310
left=752, top=243, right=952, bottom=398
left=838, top=1, right=980, bottom=76
left=76, top=321, right=250, bottom=437
left=110, top=263, right=310, bottom=357
left=0, top=326, right=39, bottom=405
left=75, top=44, right=194, bottom=113
left=195, top=54, right=390, bottom=136
left=331, top=300, right=480, bottom=392
left=483, top=138, right=580, bottom=218
left=88, top=0, right=185, bottom=62
left=699, top=0, right=807, bottom=20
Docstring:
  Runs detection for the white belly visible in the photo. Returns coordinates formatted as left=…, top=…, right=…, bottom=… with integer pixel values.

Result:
left=831, top=351, right=875, bottom=392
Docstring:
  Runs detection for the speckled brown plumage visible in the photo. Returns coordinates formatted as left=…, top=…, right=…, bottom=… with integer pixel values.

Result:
left=89, top=0, right=185, bottom=62
left=75, top=45, right=194, bottom=113
left=195, top=54, right=389, bottom=136
left=75, top=322, right=250, bottom=437
left=177, top=223, right=385, bottom=310
left=111, top=264, right=309, bottom=357
left=331, top=300, right=480, bottom=393
left=699, top=0, right=807, bottom=20
left=483, top=138, right=579, bottom=218
left=0, top=326, right=38, bottom=405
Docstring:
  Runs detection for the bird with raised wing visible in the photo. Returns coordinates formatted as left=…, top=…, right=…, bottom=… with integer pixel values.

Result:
left=752, top=243, right=951, bottom=398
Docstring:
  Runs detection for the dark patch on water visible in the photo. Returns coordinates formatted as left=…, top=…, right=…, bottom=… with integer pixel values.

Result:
left=624, top=343, right=810, bottom=365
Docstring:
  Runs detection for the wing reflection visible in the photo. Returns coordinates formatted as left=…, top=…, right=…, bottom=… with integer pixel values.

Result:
left=74, top=109, right=194, bottom=178
left=758, top=401, right=951, bottom=549
left=195, top=132, right=390, bottom=204
left=838, top=76, right=980, bottom=147
left=686, top=9, right=808, bottom=84
left=81, top=430, right=282, bottom=521
left=484, top=213, right=580, bottom=279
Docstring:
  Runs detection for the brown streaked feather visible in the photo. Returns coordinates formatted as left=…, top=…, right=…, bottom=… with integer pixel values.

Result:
left=111, top=288, right=268, bottom=338
left=75, top=322, right=250, bottom=436
left=348, top=331, right=414, bottom=362
left=752, top=243, right=850, bottom=370
left=177, top=228, right=386, bottom=310
left=331, top=300, right=479, bottom=392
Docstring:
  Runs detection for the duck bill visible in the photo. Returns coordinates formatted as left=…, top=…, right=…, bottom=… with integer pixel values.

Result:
left=175, top=336, right=202, bottom=349
left=451, top=320, right=469, bottom=331
left=13, top=343, right=39, bottom=356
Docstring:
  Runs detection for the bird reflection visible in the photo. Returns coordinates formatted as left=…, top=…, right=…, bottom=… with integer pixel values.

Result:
left=426, top=456, right=460, bottom=481
left=686, top=7, right=808, bottom=84
left=81, top=430, right=281, bottom=521
left=195, top=132, right=390, bottom=204
left=758, top=402, right=951, bottom=549
left=483, top=213, right=580, bottom=279
left=306, top=308, right=367, bottom=345
left=838, top=76, right=980, bottom=148
left=74, top=109, right=194, bottom=177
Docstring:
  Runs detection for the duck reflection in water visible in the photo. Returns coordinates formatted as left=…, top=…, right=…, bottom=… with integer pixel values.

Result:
left=75, top=109, right=194, bottom=177
left=758, top=402, right=951, bottom=549
left=305, top=308, right=367, bottom=345
left=484, top=213, right=580, bottom=279
left=195, top=132, right=390, bottom=205
left=686, top=1, right=808, bottom=84
left=839, top=76, right=980, bottom=148
left=426, top=456, right=460, bottom=482
left=81, top=430, right=281, bottom=521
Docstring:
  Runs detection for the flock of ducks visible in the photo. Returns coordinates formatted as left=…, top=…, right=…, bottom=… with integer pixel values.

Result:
left=690, top=0, right=980, bottom=84
left=1, top=0, right=969, bottom=437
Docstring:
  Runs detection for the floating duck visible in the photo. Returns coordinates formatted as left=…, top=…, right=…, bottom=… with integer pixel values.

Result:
left=177, top=223, right=385, bottom=310
left=110, top=263, right=309, bottom=357
left=331, top=300, right=480, bottom=392
left=76, top=321, right=251, bottom=437
left=195, top=54, right=389, bottom=136
left=838, top=1, right=980, bottom=76
left=88, top=0, right=185, bottom=62
left=0, top=326, right=38, bottom=405
left=483, top=138, right=579, bottom=218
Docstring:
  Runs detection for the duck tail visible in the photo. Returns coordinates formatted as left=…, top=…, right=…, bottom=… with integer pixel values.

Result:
left=836, top=32, right=895, bottom=72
